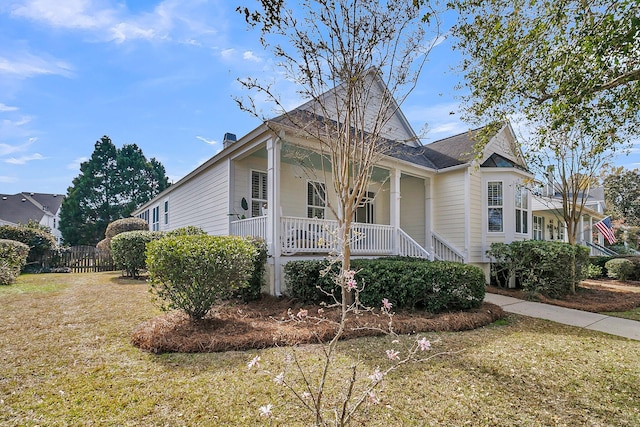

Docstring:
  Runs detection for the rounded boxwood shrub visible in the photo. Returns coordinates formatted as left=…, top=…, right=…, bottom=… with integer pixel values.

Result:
left=0, top=239, right=30, bottom=285
left=105, top=217, right=149, bottom=239
left=146, top=235, right=258, bottom=320
left=111, top=230, right=164, bottom=278
left=284, top=258, right=486, bottom=313
left=605, top=258, right=636, bottom=281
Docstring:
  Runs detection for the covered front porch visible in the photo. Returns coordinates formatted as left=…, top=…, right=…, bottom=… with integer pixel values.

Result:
left=227, top=135, right=463, bottom=294
left=231, top=215, right=431, bottom=258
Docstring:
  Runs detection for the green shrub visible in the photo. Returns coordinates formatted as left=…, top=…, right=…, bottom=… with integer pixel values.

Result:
left=589, top=256, right=612, bottom=277
left=0, top=239, right=30, bottom=285
left=284, top=258, right=485, bottom=313
left=165, top=226, right=207, bottom=237
left=487, top=241, right=590, bottom=298
left=0, top=224, right=57, bottom=264
left=583, top=263, right=603, bottom=279
left=605, top=258, right=636, bottom=281
left=146, top=235, right=258, bottom=320
left=105, top=217, right=149, bottom=239
left=111, top=231, right=164, bottom=278
left=235, top=236, right=267, bottom=301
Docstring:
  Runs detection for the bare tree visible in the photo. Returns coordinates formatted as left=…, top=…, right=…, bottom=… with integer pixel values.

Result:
left=237, top=0, right=441, bottom=308
left=527, top=125, right=610, bottom=246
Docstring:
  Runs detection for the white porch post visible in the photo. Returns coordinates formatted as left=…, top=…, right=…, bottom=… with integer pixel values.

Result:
left=579, top=215, right=585, bottom=244
left=390, top=168, right=401, bottom=255
left=267, top=135, right=282, bottom=295
left=425, top=177, right=433, bottom=260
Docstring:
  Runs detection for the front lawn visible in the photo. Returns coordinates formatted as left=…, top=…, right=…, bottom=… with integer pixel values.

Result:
left=1, top=272, right=639, bottom=425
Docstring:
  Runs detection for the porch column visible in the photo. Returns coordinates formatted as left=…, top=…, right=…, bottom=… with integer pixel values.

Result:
left=390, top=168, right=401, bottom=255
left=425, top=178, right=433, bottom=260
left=267, top=134, right=282, bottom=295
left=579, top=215, right=585, bottom=244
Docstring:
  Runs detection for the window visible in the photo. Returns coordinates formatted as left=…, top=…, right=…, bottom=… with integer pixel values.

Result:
left=152, top=206, right=160, bottom=231
left=138, top=209, right=149, bottom=227
left=251, top=171, right=268, bottom=217
left=354, top=191, right=375, bottom=224
left=487, top=181, right=503, bottom=232
left=307, top=182, right=326, bottom=218
left=533, top=216, right=544, bottom=240
left=557, top=221, right=565, bottom=241
left=515, top=185, right=528, bottom=234
left=164, top=200, right=169, bottom=225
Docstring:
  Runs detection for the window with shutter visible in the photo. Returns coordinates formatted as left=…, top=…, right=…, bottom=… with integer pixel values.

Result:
left=307, top=182, right=326, bottom=219
left=251, top=171, right=268, bottom=217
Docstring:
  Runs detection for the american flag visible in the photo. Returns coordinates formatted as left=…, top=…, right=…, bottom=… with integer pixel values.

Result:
left=594, top=216, right=617, bottom=244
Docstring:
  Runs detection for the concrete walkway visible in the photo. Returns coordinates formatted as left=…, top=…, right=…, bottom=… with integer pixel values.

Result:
left=485, top=293, right=640, bottom=341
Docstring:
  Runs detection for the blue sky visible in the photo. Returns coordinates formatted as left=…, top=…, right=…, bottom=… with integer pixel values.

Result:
left=1, top=0, right=638, bottom=195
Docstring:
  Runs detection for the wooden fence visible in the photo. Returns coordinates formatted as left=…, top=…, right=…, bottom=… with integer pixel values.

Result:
left=35, top=246, right=115, bottom=273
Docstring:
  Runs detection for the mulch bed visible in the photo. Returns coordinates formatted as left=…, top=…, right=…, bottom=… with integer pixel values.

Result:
left=487, top=279, right=640, bottom=313
left=131, top=296, right=505, bottom=353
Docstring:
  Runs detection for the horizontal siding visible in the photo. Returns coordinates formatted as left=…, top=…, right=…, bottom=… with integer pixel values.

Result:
left=169, top=161, right=230, bottom=235
left=432, top=170, right=466, bottom=249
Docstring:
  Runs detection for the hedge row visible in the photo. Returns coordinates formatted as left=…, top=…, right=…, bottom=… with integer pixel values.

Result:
left=284, top=258, right=485, bottom=313
left=487, top=240, right=590, bottom=298
left=0, top=224, right=57, bottom=262
left=0, top=239, right=30, bottom=285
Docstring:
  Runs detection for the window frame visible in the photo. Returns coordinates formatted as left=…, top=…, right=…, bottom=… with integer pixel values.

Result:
left=533, top=215, right=544, bottom=240
left=487, top=181, right=504, bottom=233
left=515, top=185, right=529, bottom=234
left=250, top=170, right=268, bottom=217
left=307, top=181, right=326, bottom=219
left=151, top=206, right=160, bottom=231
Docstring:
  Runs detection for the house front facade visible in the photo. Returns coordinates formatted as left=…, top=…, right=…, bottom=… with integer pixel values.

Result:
left=133, top=78, right=607, bottom=294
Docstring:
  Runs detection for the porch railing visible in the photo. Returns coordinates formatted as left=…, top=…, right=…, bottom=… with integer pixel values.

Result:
left=431, top=231, right=465, bottom=263
left=398, top=229, right=431, bottom=259
left=230, top=216, right=267, bottom=239
left=281, top=216, right=396, bottom=255
left=231, top=215, right=434, bottom=259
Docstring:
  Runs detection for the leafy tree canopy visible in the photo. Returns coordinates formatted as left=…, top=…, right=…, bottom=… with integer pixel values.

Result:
left=603, top=167, right=640, bottom=226
left=59, top=136, right=170, bottom=246
left=450, top=0, right=640, bottom=150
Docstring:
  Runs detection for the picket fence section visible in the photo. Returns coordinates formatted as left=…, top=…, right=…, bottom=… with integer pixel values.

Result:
left=37, top=246, right=115, bottom=273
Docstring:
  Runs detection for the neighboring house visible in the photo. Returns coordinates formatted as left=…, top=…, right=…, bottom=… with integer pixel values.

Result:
left=133, top=77, right=608, bottom=295
left=0, top=193, right=64, bottom=244
left=531, top=185, right=608, bottom=254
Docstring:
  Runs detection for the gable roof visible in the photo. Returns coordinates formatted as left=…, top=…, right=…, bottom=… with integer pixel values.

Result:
left=0, top=192, right=63, bottom=225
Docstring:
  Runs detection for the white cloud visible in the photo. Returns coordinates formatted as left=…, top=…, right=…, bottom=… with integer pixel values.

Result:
left=0, top=103, right=18, bottom=112
left=243, top=51, right=262, bottom=62
left=195, top=136, right=217, bottom=145
left=220, top=48, right=235, bottom=59
left=67, top=156, right=88, bottom=170
left=0, top=52, right=74, bottom=78
left=4, top=152, right=44, bottom=164
left=9, top=0, right=222, bottom=45
left=10, top=0, right=114, bottom=30
left=0, top=138, right=36, bottom=156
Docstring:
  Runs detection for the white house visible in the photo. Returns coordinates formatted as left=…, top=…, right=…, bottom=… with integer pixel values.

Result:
left=133, top=76, right=608, bottom=294
left=0, top=193, right=64, bottom=244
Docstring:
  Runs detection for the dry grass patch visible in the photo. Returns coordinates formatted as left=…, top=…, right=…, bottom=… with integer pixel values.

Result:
left=1, top=272, right=639, bottom=426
